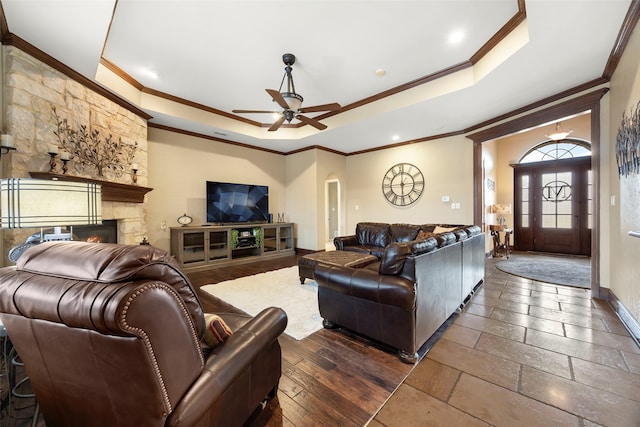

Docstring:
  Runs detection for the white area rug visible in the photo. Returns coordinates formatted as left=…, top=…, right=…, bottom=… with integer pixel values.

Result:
left=201, top=266, right=323, bottom=340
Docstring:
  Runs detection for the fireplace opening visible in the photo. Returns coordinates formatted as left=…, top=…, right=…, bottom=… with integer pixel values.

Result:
left=74, top=220, right=118, bottom=243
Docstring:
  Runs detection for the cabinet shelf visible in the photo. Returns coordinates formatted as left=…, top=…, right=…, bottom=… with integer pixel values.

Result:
left=171, top=223, right=294, bottom=271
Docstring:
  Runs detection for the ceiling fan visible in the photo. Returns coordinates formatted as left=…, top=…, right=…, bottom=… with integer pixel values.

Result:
left=233, top=53, right=341, bottom=131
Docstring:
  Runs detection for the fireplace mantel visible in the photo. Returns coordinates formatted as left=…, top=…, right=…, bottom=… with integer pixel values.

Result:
left=29, top=172, right=153, bottom=204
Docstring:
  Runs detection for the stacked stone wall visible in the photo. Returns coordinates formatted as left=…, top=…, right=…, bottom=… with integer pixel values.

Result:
left=1, top=46, right=149, bottom=259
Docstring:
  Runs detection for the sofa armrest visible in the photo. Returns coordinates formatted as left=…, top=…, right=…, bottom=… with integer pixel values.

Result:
left=166, top=307, right=287, bottom=426
left=334, top=235, right=358, bottom=250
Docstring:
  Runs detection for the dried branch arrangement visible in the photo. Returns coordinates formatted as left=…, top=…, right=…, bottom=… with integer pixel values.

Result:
left=616, top=100, right=640, bottom=177
left=52, top=106, right=137, bottom=178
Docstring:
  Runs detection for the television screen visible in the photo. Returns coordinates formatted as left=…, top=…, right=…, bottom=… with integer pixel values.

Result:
left=206, top=181, right=269, bottom=223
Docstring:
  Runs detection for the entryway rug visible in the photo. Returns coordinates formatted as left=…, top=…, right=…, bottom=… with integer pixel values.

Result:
left=495, top=253, right=591, bottom=288
left=201, top=266, right=323, bottom=340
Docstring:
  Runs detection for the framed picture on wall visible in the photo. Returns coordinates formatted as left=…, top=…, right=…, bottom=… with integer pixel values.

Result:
left=486, top=178, right=495, bottom=191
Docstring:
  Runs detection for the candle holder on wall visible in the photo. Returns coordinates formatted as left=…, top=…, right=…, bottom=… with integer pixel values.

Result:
left=61, top=158, right=69, bottom=174
left=131, top=165, right=138, bottom=184
left=0, top=134, right=16, bottom=158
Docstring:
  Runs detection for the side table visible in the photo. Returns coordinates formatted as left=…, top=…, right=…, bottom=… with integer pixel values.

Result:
left=490, top=225, right=512, bottom=259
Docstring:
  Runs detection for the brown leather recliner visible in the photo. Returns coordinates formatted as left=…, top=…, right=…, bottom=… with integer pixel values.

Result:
left=0, top=241, right=287, bottom=427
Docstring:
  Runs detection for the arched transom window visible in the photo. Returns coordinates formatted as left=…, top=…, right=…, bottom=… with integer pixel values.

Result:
left=519, top=139, right=591, bottom=163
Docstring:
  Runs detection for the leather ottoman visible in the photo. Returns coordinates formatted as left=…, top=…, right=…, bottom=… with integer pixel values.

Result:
left=298, top=251, right=378, bottom=283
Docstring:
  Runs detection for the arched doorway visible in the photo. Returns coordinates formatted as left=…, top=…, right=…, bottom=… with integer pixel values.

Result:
left=512, top=139, right=592, bottom=255
left=325, top=178, right=341, bottom=249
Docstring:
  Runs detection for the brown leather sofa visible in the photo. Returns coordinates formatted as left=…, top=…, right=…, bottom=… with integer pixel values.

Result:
left=0, top=241, right=287, bottom=427
left=316, top=223, right=484, bottom=363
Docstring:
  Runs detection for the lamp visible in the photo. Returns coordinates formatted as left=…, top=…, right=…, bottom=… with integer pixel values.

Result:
left=545, top=122, right=573, bottom=141
left=492, top=203, right=512, bottom=227
left=1, top=179, right=102, bottom=259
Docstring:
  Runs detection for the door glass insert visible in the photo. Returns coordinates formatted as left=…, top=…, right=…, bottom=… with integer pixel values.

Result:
left=587, top=170, right=593, bottom=229
left=541, top=172, right=572, bottom=229
left=521, top=175, right=529, bottom=227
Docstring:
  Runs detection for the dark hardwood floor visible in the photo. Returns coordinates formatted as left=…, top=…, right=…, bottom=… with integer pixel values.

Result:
left=188, top=254, right=414, bottom=427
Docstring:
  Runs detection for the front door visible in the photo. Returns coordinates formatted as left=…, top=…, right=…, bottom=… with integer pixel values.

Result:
left=513, top=157, right=591, bottom=255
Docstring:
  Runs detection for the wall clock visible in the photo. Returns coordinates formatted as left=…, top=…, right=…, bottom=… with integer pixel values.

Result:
left=382, top=163, right=424, bottom=206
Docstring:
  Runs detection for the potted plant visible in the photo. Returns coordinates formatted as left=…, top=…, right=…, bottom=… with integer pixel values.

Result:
left=231, top=229, right=239, bottom=249
left=253, top=227, right=263, bottom=248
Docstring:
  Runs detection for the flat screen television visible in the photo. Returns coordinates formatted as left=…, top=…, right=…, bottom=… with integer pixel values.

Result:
left=206, top=181, right=269, bottom=224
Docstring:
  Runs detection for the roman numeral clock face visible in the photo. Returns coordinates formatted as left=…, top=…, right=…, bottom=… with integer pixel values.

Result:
left=382, top=163, right=425, bottom=206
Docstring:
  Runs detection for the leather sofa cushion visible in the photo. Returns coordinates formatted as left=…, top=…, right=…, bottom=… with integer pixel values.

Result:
left=356, top=222, right=391, bottom=247
left=464, top=225, right=482, bottom=236
left=421, top=224, right=462, bottom=233
left=344, top=245, right=378, bottom=256
left=409, top=236, right=438, bottom=254
left=378, top=236, right=438, bottom=275
left=454, top=229, right=468, bottom=241
left=379, top=242, right=413, bottom=275
left=390, top=224, right=421, bottom=242
left=436, top=231, right=457, bottom=247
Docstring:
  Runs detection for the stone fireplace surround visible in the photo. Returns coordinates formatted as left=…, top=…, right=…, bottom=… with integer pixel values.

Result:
left=1, top=46, right=150, bottom=262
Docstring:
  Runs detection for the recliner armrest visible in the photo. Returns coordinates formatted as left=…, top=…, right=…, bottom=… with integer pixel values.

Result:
left=166, top=307, right=287, bottom=426
left=334, top=235, right=358, bottom=250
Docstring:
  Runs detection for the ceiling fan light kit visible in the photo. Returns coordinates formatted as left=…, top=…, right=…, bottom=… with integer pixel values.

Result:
left=233, top=53, right=341, bottom=132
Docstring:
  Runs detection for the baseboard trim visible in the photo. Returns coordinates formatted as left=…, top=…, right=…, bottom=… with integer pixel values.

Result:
left=607, top=289, right=640, bottom=347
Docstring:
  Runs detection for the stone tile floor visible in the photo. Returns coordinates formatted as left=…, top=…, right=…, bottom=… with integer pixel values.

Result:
left=370, top=256, right=640, bottom=427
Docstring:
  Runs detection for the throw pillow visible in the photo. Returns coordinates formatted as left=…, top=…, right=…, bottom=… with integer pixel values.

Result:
left=203, top=313, right=233, bottom=348
left=433, top=225, right=457, bottom=234
left=416, top=230, right=434, bottom=240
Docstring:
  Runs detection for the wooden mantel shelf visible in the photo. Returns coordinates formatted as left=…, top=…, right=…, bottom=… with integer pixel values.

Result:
left=29, top=172, right=153, bottom=204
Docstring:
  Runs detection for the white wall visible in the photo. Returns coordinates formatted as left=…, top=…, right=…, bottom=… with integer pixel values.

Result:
left=285, top=149, right=317, bottom=250
left=608, top=21, right=640, bottom=322
left=344, top=135, right=474, bottom=232
left=147, top=127, right=286, bottom=251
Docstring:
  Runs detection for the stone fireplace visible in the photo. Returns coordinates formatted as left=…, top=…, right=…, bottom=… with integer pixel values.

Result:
left=74, top=220, right=118, bottom=243
left=0, top=45, right=150, bottom=264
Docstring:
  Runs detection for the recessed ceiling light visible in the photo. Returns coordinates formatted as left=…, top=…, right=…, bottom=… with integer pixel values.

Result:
left=448, top=30, right=465, bottom=44
left=137, top=67, right=159, bottom=80
left=392, top=135, right=400, bottom=141
left=375, top=69, right=386, bottom=76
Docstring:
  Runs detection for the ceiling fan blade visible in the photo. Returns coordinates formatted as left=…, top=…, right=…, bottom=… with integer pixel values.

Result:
left=266, top=89, right=290, bottom=110
left=298, top=103, right=341, bottom=113
left=296, top=114, right=327, bottom=131
left=233, top=109, right=279, bottom=114
left=268, top=114, right=286, bottom=132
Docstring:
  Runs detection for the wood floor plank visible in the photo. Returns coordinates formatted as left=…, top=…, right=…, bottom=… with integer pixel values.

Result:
left=187, top=254, right=409, bottom=427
